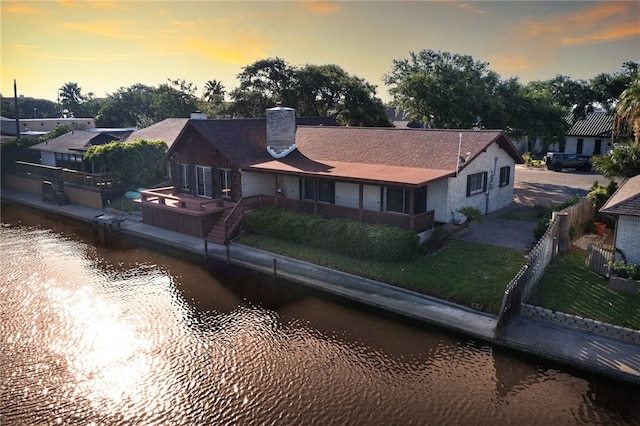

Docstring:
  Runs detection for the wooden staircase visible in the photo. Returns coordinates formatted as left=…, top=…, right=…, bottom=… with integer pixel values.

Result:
left=206, top=205, right=246, bottom=245
left=42, top=181, right=71, bottom=205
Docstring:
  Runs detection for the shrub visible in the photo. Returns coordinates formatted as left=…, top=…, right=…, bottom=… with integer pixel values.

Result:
left=609, top=260, right=640, bottom=280
left=244, top=208, right=419, bottom=262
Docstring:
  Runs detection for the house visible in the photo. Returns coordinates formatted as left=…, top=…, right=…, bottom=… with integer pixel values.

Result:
left=561, top=111, right=613, bottom=156
left=515, top=111, right=614, bottom=156
left=139, top=106, right=523, bottom=242
left=600, top=174, right=640, bottom=265
left=30, top=129, right=133, bottom=172
left=1, top=116, right=97, bottom=137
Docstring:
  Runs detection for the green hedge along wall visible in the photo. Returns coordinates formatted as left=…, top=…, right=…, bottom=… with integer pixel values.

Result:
left=244, top=208, right=419, bottom=262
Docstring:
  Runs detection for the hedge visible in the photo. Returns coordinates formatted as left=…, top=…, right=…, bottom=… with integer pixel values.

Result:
left=244, top=208, right=419, bottom=262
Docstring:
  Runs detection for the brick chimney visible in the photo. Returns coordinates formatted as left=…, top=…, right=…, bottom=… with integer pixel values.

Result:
left=266, top=104, right=296, bottom=158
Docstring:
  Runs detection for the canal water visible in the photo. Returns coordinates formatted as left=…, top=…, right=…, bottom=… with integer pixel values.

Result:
left=1, top=203, right=639, bottom=425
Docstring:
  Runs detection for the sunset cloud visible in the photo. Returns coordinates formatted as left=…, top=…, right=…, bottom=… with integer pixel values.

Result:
left=184, top=35, right=273, bottom=65
left=296, top=1, right=341, bottom=14
left=3, top=2, right=41, bottom=15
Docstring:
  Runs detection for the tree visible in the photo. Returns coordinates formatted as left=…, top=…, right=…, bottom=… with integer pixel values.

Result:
left=589, top=61, right=639, bottom=111
left=83, top=139, right=168, bottom=188
left=95, top=84, right=156, bottom=127
left=613, top=74, right=640, bottom=146
left=151, top=79, right=199, bottom=122
left=383, top=50, right=502, bottom=128
left=58, top=82, right=85, bottom=117
left=592, top=144, right=640, bottom=179
left=229, top=58, right=390, bottom=126
left=201, top=79, right=227, bottom=118
left=229, top=57, right=297, bottom=117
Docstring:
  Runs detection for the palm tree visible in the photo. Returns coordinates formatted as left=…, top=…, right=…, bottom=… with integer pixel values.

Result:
left=203, top=79, right=225, bottom=103
left=613, top=75, right=640, bottom=145
left=58, top=82, right=84, bottom=117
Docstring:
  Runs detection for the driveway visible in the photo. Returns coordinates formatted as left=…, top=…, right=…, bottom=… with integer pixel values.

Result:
left=454, top=165, right=608, bottom=251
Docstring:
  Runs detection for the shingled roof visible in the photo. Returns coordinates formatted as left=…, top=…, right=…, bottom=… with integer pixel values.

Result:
left=566, top=111, right=613, bottom=137
left=167, top=116, right=338, bottom=165
left=125, top=118, right=188, bottom=149
left=30, top=130, right=128, bottom=154
left=600, top=174, right=640, bottom=217
left=246, top=127, right=522, bottom=186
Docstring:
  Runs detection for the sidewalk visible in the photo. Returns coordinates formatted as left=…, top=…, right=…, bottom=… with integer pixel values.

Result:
left=2, top=187, right=639, bottom=385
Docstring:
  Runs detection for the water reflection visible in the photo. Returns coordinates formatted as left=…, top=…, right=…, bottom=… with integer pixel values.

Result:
left=1, top=204, right=639, bottom=425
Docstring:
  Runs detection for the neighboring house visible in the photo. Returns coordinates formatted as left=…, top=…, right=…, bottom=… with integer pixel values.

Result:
left=560, top=111, right=613, bottom=156
left=30, top=129, right=133, bottom=172
left=1, top=116, right=96, bottom=137
left=600, top=174, right=640, bottom=265
left=141, top=106, right=522, bottom=241
left=514, top=111, right=614, bottom=156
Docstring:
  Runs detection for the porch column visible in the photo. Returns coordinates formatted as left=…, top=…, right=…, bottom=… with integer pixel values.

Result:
left=358, top=183, right=363, bottom=221
left=409, top=188, right=415, bottom=231
left=274, top=174, right=279, bottom=209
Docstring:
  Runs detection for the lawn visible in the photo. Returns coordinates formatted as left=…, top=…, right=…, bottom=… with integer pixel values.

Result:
left=235, top=234, right=526, bottom=315
left=529, top=249, right=640, bottom=330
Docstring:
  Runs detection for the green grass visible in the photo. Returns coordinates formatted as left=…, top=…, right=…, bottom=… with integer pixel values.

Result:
left=499, top=205, right=551, bottom=222
left=530, top=249, right=640, bottom=330
left=235, top=234, right=526, bottom=315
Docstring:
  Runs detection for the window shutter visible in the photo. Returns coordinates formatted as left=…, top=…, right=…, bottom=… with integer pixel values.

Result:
left=466, top=176, right=471, bottom=197
left=483, top=172, right=488, bottom=191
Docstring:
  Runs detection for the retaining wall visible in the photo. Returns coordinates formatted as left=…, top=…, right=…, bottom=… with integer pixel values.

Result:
left=522, top=304, right=640, bottom=344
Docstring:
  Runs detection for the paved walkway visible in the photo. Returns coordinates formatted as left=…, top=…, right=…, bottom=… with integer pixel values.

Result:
left=2, top=187, right=639, bottom=385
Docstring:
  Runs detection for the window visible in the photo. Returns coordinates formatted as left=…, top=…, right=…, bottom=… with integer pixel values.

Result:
left=385, top=187, right=409, bottom=214
left=317, top=180, right=335, bottom=204
left=178, top=164, right=189, bottom=191
left=218, top=168, right=232, bottom=197
left=301, top=178, right=315, bottom=201
left=594, top=139, right=602, bottom=155
left=577, top=138, right=584, bottom=155
left=196, top=165, right=213, bottom=198
left=414, top=186, right=427, bottom=214
left=499, top=166, right=510, bottom=187
left=466, top=172, right=487, bottom=196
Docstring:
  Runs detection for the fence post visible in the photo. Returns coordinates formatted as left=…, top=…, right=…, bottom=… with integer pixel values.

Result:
left=553, top=212, right=570, bottom=254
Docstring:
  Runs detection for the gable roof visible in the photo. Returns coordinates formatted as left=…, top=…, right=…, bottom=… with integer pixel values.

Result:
left=29, top=130, right=127, bottom=154
left=566, top=111, right=613, bottom=137
left=166, top=116, right=338, bottom=165
left=246, top=127, right=522, bottom=186
left=125, top=118, right=188, bottom=150
left=600, top=174, right=640, bottom=217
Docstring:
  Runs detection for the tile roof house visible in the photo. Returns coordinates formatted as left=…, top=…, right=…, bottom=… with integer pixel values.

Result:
left=600, top=174, right=640, bottom=265
left=562, top=111, right=614, bottom=156
left=140, top=106, right=523, bottom=242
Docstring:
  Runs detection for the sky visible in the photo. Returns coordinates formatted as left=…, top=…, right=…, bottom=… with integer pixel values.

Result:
left=1, top=0, right=639, bottom=104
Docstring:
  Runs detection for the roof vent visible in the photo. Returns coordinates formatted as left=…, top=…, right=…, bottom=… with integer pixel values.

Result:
left=190, top=112, right=208, bottom=120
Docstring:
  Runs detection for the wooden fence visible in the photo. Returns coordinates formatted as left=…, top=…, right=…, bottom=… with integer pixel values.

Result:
left=585, top=243, right=614, bottom=278
left=496, top=198, right=596, bottom=333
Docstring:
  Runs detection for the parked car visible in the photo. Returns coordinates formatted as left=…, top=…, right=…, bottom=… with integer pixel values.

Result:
left=544, top=152, right=592, bottom=172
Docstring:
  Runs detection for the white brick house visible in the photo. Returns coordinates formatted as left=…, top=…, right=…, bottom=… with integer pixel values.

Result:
left=600, top=175, right=640, bottom=265
left=243, top=107, right=523, bottom=227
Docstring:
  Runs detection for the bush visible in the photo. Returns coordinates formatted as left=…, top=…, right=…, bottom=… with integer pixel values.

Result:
left=245, top=208, right=419, bottom=262
left=610, top=260, right=640, bottom=280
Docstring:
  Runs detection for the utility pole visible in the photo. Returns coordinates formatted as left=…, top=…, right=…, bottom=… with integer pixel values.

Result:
left=13, top=79, right=20, bottom=138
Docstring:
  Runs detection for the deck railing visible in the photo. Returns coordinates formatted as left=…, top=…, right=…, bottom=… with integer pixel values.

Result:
left=264, top=196, right=434, bottom=232
left=14, top=161, right=115, bottom=189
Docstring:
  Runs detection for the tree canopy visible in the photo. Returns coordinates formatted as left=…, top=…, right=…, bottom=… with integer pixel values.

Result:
left=229, top=57, right=390, bottom=126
